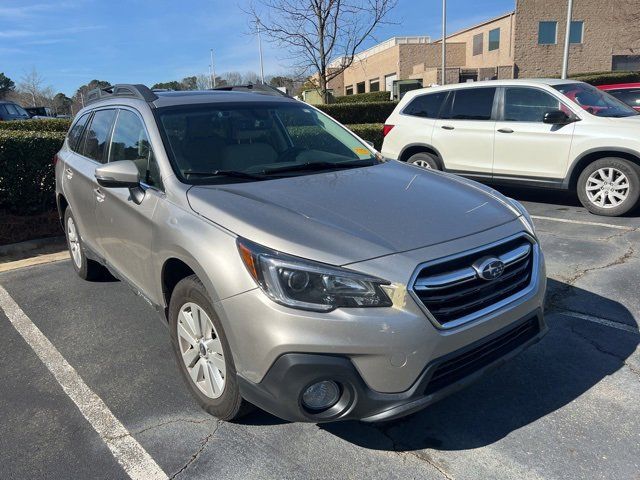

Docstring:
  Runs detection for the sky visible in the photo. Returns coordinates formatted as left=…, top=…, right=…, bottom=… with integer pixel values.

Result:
left=0, top=0, right=515, bottom=96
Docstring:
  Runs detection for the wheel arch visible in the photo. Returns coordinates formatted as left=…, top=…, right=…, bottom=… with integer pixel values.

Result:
left=160, top=256, right=200, bottom=320
left=56, top=193, right=69, bottom=225
left=398, top=143, right=444, bottom=170
left=566, top=148, right=640, bottom=190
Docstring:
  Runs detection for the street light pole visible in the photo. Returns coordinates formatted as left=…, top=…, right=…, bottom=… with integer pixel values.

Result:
left=561, top=0, right=574, bottom=79
left=258, top=27, right=265, bottom=84
left=210, top=49, right=216, bottom=88
left=208, top=64, right=213, bottom=89
left=441, top=0, right=447, bottom=85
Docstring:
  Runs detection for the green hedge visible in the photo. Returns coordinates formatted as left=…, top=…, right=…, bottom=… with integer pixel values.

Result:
left=346, top=123, right=384, bottom=151
left=334, top=91, right=391, bottom=104
left=0, top=118, right=72, bottom=132
left=316, top=101, right=397, bottom=124
left=0, top=131, right=65, bottom=215
left=567, top=71, right=640, bottom=86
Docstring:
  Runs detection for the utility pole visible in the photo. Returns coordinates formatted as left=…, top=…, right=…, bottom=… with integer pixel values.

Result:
left=210, top=49, right=216, bottom=87
left=441, top=0, right=447, bottom=85
left=257, top=23, right=265, bottom=84
left=208, top=64, right=213, bottom=89
left=561, top=0, right=574, bottom=79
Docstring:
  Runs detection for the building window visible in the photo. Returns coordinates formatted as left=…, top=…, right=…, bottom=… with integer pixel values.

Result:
left=345, top=85, right=353, bottom=95
left=569, top=21, right=583, bottom=44
left=538, top=21, right=557, bottom=45
left=356, top=81, right=365, bottom=94
left=488, top=28, right=500, bottom=51
left=369, top=78, right=380, bottom=92
left=612, top=55, right=640, bottom=71
left=473, top=33, right=483, bottom=55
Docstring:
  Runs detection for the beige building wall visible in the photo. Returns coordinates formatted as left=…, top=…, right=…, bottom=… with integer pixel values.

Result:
left=438, top=13, right=515, bottom=70
left=513, top=0, right=640, bottom=78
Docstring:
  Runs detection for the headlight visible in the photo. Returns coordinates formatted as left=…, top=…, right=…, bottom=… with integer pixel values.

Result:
left=237, top=238, right=392, bottom=312
left=508, top=198, right=536, bottom=235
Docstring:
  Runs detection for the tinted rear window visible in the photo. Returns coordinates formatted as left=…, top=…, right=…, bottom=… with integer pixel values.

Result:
left=441, top=87, right=496, bottom=121
left=608, top=89, right=640, bottom=108
left=68, top=113, right=90, bottom=152
left=80, top=109, right=116, bottom=162
left=403, top=92, right=447, bottom=118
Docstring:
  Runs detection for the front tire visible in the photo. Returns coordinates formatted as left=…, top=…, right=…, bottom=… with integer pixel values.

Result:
left=407, top=152, right=440, bottom=170
left=64, top=208, right=105, bottom=280
left=577, top=158, right=640, bottom=216
left=169, top=275, right=250, bottom=421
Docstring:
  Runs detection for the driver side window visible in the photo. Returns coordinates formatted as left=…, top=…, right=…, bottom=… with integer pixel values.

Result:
left=503, top=87, right=562, bottom=122
left=109, top=110, right=161, bottom=188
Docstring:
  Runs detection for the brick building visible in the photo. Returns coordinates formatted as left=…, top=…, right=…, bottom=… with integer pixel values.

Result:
left=328, top=0, right=640, bottom=98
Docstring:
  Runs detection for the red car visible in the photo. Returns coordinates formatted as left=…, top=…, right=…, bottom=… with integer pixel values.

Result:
left=597, top=83, right=640, bottom=111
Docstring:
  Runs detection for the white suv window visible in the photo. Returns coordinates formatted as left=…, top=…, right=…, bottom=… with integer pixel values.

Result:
left=503, top=87, right=561, bottom=122
left=403, top=92, right=447, bottom=118
left=440, top=87, right=496, bottom=121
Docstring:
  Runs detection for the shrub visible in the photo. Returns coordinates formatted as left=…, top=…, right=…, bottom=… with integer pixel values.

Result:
left=0, top=118, right=72, bottom=132
left=0, top=130, right=65, bottom=215
left=568, top=71, right=640, bottom=86
left=316, top=102, right=397, bottom=124
left=346, top=123, right=384, bottom=151
left=334, top=91, right=391, bottom=104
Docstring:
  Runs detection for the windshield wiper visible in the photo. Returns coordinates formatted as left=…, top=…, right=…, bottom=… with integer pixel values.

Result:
left=183, top=170, right=269, bottom=180
left=261, top=159, right=375, bottom=175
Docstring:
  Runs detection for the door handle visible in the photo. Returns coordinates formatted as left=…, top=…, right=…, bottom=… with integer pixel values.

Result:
left=65, top=167, right=74, bottom=179
left=441, top=125, right=455, bottom=130
left=497, top=128, right=514, bottom=133
left=94, top=188, right=105, bottom=203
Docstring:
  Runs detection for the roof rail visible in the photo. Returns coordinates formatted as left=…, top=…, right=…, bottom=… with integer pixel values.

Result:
left=85, top=84, right=159, bottom=105
left=212, top=83, right=292, bottom=98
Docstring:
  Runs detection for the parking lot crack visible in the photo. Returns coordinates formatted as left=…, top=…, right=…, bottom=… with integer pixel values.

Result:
left=169, top=420, right=221, bottom=479
left=105, top=417, right=216, bottom=441
left=371, top=424, right=455, bottom=480
left=569, top=326, right=640, bottom=379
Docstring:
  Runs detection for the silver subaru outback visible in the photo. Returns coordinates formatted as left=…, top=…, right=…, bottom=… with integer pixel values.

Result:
left=55, top=84, right=547, bottom=423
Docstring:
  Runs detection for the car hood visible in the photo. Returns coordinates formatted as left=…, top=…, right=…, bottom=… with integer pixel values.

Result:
left=186, top=161, right=519, bottom=265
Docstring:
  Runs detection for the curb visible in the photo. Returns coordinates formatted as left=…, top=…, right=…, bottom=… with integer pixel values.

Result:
left=0, top=236, right=66, bottom=257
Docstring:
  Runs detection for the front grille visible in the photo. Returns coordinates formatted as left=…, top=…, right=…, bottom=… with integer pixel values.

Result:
left=424, top=316, right=540, bottom=395
left=411, top=235, right=536, bottom=328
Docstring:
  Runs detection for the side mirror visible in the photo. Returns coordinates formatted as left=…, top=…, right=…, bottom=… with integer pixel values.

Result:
left=95, top=160, right=140, bottom=188
left=543, top=109, right=573, bottom=125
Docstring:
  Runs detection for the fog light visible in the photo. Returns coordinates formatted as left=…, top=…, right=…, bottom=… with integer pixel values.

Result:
left=301, top=381, right=340, bottom=411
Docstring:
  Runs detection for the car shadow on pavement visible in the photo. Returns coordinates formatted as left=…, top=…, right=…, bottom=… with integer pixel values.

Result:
left=320, top=279, right=638, bottom=452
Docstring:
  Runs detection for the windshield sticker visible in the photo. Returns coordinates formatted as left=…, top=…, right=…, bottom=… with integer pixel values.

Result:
left=354, top=147, right=370, bottom=155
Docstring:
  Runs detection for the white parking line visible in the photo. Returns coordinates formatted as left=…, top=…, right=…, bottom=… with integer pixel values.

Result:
left=0, top=285, right=168, bottom=480
left=559, top=309, right=640, bottom=335
left=531, top=215, right=634, bottom=231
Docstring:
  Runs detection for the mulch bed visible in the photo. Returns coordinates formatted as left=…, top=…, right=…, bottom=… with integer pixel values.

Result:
left=0, top=210, right=63, bottom=246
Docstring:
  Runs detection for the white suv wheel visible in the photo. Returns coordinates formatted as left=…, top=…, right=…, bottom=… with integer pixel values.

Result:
left=585, top=168, right=629, bottom=208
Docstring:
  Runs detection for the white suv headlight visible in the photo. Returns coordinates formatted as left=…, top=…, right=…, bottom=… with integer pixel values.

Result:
left=237, top=238, right=392, bottom=312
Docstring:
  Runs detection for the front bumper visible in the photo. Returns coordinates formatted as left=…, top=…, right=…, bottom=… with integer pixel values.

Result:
left=238, top=310, right=547, bottom=422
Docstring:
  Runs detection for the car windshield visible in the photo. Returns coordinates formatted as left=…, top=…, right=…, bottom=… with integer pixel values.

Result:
left=157, top=102, right=378, bottom=183
left=554, top=83, right=638, bottom=118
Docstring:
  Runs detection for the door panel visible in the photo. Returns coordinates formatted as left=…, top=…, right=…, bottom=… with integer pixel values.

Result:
left=432, top=87, right=497, bottom=174
left=493, top=87, right=575, bottom=179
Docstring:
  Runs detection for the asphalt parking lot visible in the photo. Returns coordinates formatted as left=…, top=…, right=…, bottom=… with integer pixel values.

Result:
left=1, top=187, right=639, bottom=480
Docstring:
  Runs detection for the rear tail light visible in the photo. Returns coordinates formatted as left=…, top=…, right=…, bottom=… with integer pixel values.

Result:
left=52, top=154, right=59, bottom=166
left=382, top=124, right=395, bottom=137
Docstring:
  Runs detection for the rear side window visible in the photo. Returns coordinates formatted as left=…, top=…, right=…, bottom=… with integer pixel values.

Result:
left=68, top=113, right=90, bottom=152
left=80, top=109, right=116, bottom=163
left=109, top=109, right=161, bottom=187
left=503, top=87, right=561, bottom=122
left=441, top=87, right=496, bottom=120
left=403, top=92, right=447, bottom=118
left=608, top=89, right=640, bottom=109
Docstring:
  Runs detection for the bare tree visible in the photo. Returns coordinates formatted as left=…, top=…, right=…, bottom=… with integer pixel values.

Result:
left=242, top=71, right=260, bottom=84
left=195, top=74, right=211, bottom=89
left=222, top=71, right=243, bottom=85
left=16, top=67, right=54, bottom=107
left=247, top=0, right=397, bottom=102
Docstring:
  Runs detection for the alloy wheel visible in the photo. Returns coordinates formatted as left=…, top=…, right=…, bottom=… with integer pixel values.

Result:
left=67, top=216, right=82, bottom=268
left=413, top=159, right=432, bottom=169
left=177, top=302, right=226, bottom=399
left=585, top=167, right=630, bottom=209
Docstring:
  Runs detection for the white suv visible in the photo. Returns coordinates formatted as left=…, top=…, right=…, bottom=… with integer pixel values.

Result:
left=381, top=79, right=640, bottom=216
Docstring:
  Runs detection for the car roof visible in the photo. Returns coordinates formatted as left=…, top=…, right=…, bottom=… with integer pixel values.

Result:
left=151, top=90, right=299, bottom=108
left=403, top=78, right=582, bottom=99
left=597, top=82, right=640, bottom=90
